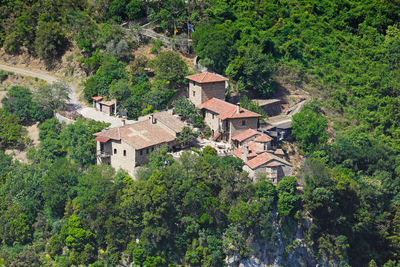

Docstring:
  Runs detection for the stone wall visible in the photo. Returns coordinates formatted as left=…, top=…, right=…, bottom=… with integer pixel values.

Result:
left=188, top=80, right=226, bottom=106
left=54, top=112, right=75, bottom=125
left=203, top=110, right=221, bottom=136
left=229, top=117, right=258, bottom=140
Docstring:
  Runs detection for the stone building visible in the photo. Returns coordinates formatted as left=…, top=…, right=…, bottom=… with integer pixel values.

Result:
left=233, top=141, right=292, bottom=185
left=94, top=111, right=185, bottom=176
left=92, top=96, right=117, bottom=116
left=186, top=72, right=228, bottom=106
left=197, top=97, right=261, bottom=142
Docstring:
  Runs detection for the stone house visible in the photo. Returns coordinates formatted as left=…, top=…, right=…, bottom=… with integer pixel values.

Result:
left=233, top=141, right=292, bottom=185
left=92, top=96, right=117, bottom=116
left=94, top=111, right=185, bottom=176
left=231, top=128, right=273, bottom=149
left=197, top=97, right=261, bottom=142
left=186, top=72, right=228, bottom=106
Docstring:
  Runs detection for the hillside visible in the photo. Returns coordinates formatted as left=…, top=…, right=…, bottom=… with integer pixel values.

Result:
left=0, top=1, right=400, bottom=266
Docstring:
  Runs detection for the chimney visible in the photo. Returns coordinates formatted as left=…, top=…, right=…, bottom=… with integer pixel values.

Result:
left=151, top=114, right=157, bottom=124
left=242, top=144, right=248, bottom=162
left=237, top=102, right=240, bottom=113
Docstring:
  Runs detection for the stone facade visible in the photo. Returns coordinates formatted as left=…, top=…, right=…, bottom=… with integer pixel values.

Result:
left=243, top=162, right=292, bottom=185
left=229, top=118, right=259, bottom=141
left=97, top=138, right=175, bottom=177
left=188, top=80, right=226, bottom=106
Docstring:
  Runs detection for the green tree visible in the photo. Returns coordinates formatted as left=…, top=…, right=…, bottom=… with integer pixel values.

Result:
left=34, top=80, right=71, bottom=111
left=149, top=51, right=188, bottom=87
left=227, top=44, right=275, bottom=97
left=0, top=108, right=25, bottom=149
left=172, top=97, right=200, bottom=121
left=177, top=126, right=198, bottom=147
left=34, top=21, right=68, bottom=66
left=292, top=105, right=328, bottom=153
left=276, top=176, right=299, bottom=217
left=42, top=158, right=80, bottom=217
left=60, top=119, right=109, bottom=166
left=2, top=86, right=35, bottom=124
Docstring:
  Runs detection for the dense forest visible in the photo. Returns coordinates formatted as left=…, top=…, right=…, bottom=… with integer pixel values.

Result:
left=1, top=0, right=400, bottom=266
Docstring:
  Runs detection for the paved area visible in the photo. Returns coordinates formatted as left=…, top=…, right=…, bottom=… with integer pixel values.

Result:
left=80, top=107, right=136, bottom=128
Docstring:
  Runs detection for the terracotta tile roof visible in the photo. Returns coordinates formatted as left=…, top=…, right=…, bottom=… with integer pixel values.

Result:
left=254, top=134, right=273, bottom=143
left=186, top=72, right=228, bottom=83
left=231, top=129, right=260, bottom=142
left=232, top=142, right=258, bottom=158
left=92, top=96, right=103, bottom=101
left=233, top=147, right=292, bottom=170
left=266, top=161, right=284, bottom=167
left=274, top=149, right=285, bottom=155
left=100, top=100, right=116, bottom=106
left=246, top=152, right=275, bottom=169
left=197, top=98, right=261, bottom=120
left=211, top=132, right=221, bottom=141
left=153, top=111, right=185, bottom=133
left=94, top=136, right=110, bottom=143
left=94, top=111, right=185, bottom=150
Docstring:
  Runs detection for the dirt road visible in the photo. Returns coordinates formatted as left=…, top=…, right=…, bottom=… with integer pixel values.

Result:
left=0, top=63, right=131, bottom=127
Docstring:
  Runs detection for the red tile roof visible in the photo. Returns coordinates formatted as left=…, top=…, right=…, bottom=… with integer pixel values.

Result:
left=211, top=132, right=221, bottom=141
left=92, top=96, right=103, bottom=101
left=231, top=129, right=260, bottom=142
left=153, top=111, right=185, bottom=133
left=100, top=100, right=116, bottom=106
left=94, top=111, right=185, bottom=150
left=94, top=136, right=110, bottom=143
left=197, top=98, right=261, bottom=120
left=233, top=145, right=292, bottom=169
left=274, top=149, right=285, bottom=155
left=246, top=152, right=275, bottom=169
left=186, top=72, right=228, bottom=83
left=254, top=134, right=273, bottom=143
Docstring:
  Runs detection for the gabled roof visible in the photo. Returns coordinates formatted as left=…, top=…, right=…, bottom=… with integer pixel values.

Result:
left=153, top=111, right=186, bottom=133
left=197, top=98, right=261, bottom=120
left=254, top=134, right=273, bottom=143
left=94, top=111, right=185, bottom=150
left=274, top=149, right=285, bottom=155
left=246, top=152, right=292, bottom=169
left=186, top=72, right=228, bottom=83
left=92, top=96, right=104, bottom=101
left=231, top=129, right=260, bottom=142
left=100, top=100, right=116, bottom=106
left=233, top=142, right=292, bottom=170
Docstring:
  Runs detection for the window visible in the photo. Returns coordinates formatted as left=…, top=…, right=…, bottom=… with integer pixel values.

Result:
left=152, top=147, right=155, bottom=151
left=140, top=150, right=143, bottom=155
left=212, top=113, right=214, bottom=119
left=193, top=90, right=195, bottom=97
left=123, top=150, right=126, bottom=156
left=242, top=120, right=246, bottom=126
left=100, top=143, right=104, bottom=152
left=146, top=148, right=149, bottom=154
left=114, top=148, right=117, bottom=154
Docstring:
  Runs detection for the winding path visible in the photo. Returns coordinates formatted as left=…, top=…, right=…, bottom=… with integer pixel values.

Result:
left=0, top=63, right=130, bottom=127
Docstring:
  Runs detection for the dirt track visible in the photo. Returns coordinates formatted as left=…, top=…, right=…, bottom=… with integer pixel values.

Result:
left=0, top=63, right=134, bottom=128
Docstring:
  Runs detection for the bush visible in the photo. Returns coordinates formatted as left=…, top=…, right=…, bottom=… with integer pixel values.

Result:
left=34, top=21, right=68, bottom=66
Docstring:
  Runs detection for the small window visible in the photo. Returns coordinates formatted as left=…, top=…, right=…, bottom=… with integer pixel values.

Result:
left=152, top=147, right=155, bottom=151
left=193, top=90, right=195, bottom=97
left=123, top=150, right=126, bottom=156
left=212, top=114, right=214, bottom=119
left=100, top=143, right=104, bottom=151
left=140, top=150, right=143, bottom=155
left=242, top=120, right=246, bottom=126
left=146, top=148, right=149, bottom=154
left=114, top=148, right=117, bottom=154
